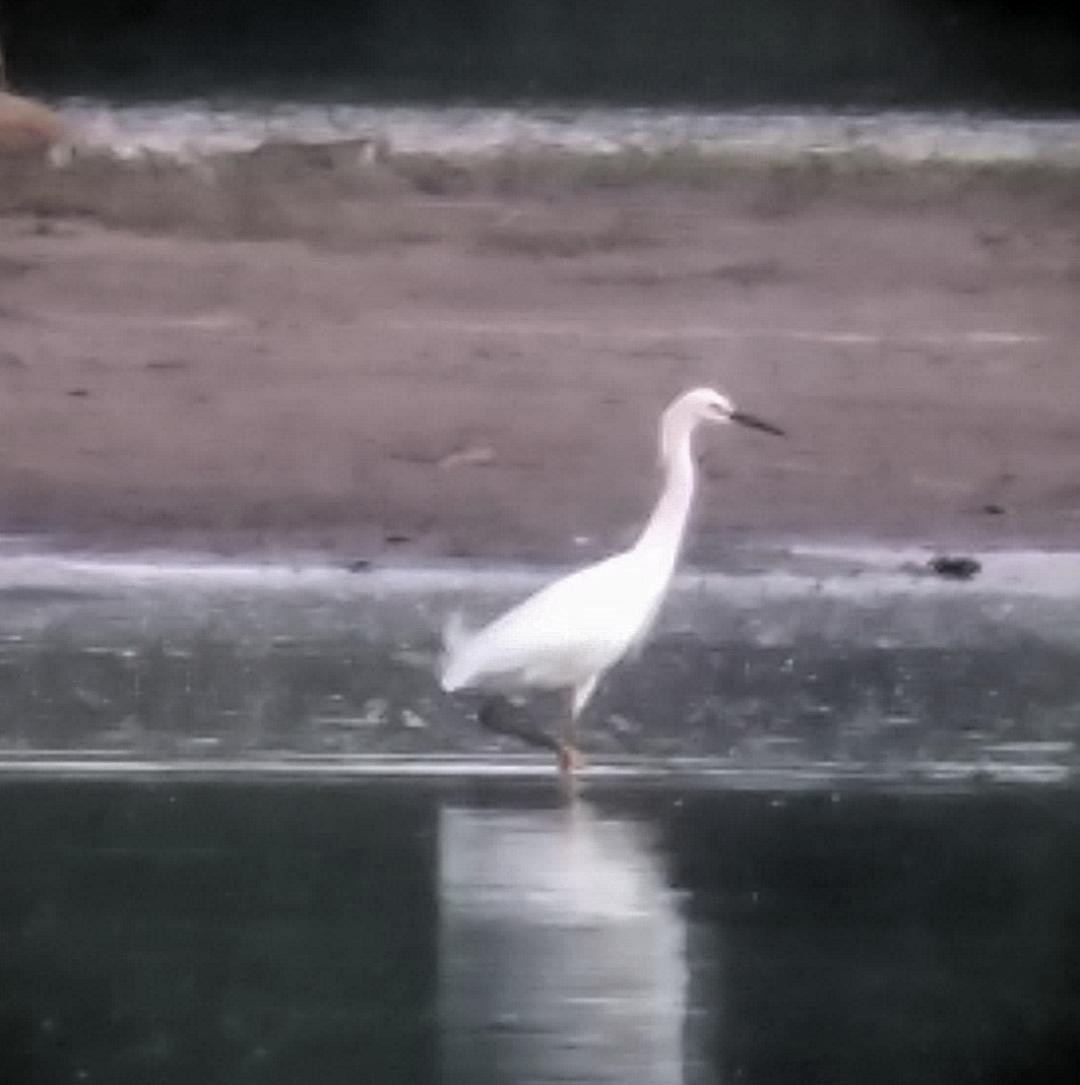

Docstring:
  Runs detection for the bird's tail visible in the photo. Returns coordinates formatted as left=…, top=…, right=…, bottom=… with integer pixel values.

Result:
left=443, top=610, right=470, bottom=654
left=439, top=610, right=472, bottom=690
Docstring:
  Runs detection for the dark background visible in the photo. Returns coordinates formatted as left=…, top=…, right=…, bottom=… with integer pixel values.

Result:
left=1, top=0, right=1079, bottom=110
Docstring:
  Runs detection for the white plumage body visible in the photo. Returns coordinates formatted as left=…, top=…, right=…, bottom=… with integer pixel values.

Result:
left=441, top=546, right=674, bottom=698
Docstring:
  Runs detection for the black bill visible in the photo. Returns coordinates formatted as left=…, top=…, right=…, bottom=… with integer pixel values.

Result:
left=730, top=409, right=786, bottom=437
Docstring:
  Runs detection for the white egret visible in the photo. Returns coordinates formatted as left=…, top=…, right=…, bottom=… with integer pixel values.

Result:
left=439, top=387, right=784, bottom=774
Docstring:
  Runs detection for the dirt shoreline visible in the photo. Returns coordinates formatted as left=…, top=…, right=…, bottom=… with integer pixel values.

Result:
left=2, top=182, right=1079, bottom=565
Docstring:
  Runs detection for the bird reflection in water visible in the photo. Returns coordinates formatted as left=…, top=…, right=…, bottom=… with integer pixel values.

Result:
left=438, top=795, right=699, bottom=1084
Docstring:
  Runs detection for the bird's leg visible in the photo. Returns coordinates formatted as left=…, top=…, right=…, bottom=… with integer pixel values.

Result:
left=557, top=715, right=585, bottom=775
left=557, top=677, right=597, bottom=776
left=479, top=696, right=559, bottom=753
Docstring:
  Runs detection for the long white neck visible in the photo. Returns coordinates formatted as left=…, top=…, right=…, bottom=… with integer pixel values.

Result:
left=632, top=413, right=697, bottom=565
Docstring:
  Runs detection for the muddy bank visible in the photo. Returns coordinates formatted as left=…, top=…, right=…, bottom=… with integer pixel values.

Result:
left=5, top=118, right=1080, bottom=242
left=6, top=100, right=1080, bottom=242
left=1, top=168, right=1080, bottom=562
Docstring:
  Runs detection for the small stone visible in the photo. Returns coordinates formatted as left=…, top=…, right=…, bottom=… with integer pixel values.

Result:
left=438, top=444, right=497, bottom=469
left=928, top=555, right=981, bottom=581
left=358, top=698, right=389, bottom=727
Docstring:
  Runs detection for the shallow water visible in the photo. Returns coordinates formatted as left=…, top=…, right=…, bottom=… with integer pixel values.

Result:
left=1, top=777, right=1077, bottom=1084
left=0, top=550, right=1078, bottom=776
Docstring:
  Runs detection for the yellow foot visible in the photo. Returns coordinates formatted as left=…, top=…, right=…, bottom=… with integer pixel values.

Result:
left=556, top=742, right=586, bottom=775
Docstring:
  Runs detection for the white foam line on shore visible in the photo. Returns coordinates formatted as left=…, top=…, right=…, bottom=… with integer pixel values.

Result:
left=386, top=319, right=1049, bottom=347
left=54, top=100, right=1080, bottom=166
left=0, top=544, right=1079, bottom=600
left=0, top=754, right=1070, bottom=787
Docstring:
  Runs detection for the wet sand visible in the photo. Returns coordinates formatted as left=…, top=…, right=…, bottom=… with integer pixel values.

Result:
left=1, top=184, right=1079, bottom=563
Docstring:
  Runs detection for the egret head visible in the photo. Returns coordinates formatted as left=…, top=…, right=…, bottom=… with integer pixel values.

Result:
left=661, top=386, right=784, bottom=460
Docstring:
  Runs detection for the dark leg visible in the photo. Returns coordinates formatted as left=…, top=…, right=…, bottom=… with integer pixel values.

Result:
left=557, top=677, right=597, bottom=776
left=479, top=696, right=560, bottom=754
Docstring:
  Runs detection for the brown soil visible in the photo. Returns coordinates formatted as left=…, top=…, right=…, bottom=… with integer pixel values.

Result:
left=0, top=92, right=66, bottom=154
left=1, top=185, right=1079, bottom=563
